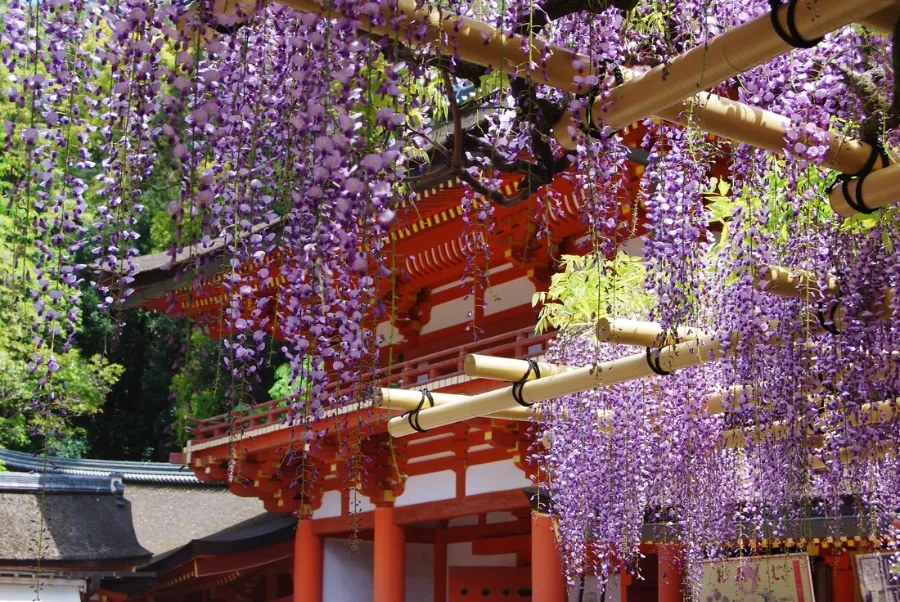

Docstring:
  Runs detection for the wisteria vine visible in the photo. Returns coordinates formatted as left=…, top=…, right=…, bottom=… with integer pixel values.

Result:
left=3, top=0, right=900, bottom=597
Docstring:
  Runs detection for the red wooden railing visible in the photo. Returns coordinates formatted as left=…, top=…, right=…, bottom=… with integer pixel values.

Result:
left=188, top=326, right=555, bottom=441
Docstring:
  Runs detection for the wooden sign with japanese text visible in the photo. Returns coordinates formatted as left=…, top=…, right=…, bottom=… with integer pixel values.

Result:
left=699, top=553, right=815, bottom=602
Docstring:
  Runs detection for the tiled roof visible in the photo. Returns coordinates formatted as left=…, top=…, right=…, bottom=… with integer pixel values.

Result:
left=0, top=448, right=205, bottom=484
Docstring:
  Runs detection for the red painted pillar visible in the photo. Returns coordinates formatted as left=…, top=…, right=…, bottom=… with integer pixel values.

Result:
left=620, top=569, right=631, bottom=602
left=294, top=519, right=323, bottom=602
left=374, top=506, right=406, bottom=602
left=658, top=545, right=684, bottom=602
left=531, top=513, right=567, bottom=602
left=434, top=526, right=448, bottom=602
left=827, top=553, right=855, bottom=602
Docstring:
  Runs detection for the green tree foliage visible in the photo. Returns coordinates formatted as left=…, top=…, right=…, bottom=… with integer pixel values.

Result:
left=76, top=289, right=186, bottom=460
left=170, top=329, right=230, bottom=422
left=0, top=215, right=124, bottom=453
left=268, top=360, right=312, bottom=400
left=533, top=251, right=654, bottom=335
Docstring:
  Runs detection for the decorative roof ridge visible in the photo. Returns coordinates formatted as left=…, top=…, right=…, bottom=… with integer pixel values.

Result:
left=0, top=448, right=215, bottom=485
left=0, top=471, right=117, bottom=495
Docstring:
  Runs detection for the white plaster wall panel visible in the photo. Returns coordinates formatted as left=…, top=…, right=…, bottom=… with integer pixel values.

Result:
left=376, top=320, right=405, bottom=346
left=323, top=539, right=434, bottom=602
left=348, top=492, right=377, bottom=514
left=483, top=276, right=536, bottom=317
left=406, top=543, right=435, bottom=602
left=0, top=577, right=86, bottom=602
left=431, top=263, right=512, bottom=295
left=315, top=489, right=342, bottom=519
left=620, top=235, right=645, bottom=258
left=485, top=511, right=518, bottom=524
left=323, top=538, right=375, bottom=602
left=448, top=542, right=517, bottom=567
left=488, top=262, right=513, bottom=276
left=395, top=470, right=456, bottom=507
left=568, top=575, right=621, bottom=602
left=420, top=296, right=474, bottom=335
left=465, top=459, right=532, bottom=496
left=447, top=515, right=479, bottom=527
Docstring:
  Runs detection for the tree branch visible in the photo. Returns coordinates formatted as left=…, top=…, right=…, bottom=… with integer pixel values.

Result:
left=441, top=68, right=464, bottom=170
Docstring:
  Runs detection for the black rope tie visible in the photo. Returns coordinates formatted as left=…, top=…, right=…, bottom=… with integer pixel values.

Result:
left=829, top=143, right=889, bottom=215
left=645, top=346, right=672, bottom=376
left=769, top=0, right=824, bottom=49
left=404, top=389, right=434, bottom=433
left=512, top=358, right=541, bottom=407
left=577, top=65, right=626, bottom=140
left=816, top=299, right=841, bottom=336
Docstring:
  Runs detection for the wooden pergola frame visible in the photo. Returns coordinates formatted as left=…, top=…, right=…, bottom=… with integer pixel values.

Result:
left=199, top=0, right=895, bottom=214
left=387, top=261, right=895, bottom=437
left=194, top=0, right=900, bottom=437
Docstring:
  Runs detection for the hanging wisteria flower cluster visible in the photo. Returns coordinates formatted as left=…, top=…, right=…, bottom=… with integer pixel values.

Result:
left=3, top=0, right=900, bottom=595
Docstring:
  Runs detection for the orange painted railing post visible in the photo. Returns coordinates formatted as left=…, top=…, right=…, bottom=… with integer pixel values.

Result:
left=658, top=545, right=684, bottom=602
left=294, top=519, right=323, bottom=602
left=826, top=553, right=855, bottom=602
left=531, top=513, right=567, bottom=602
left=434, top=526, right=448, bottom=602
left=374, top=506, right=406, bottom=602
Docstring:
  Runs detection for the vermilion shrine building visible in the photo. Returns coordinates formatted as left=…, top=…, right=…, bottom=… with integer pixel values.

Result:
left=115, top=120, right=877, bottom=602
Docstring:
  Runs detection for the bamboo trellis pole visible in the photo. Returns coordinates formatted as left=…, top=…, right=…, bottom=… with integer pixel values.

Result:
left=858, top=4, right=900, bottom=33
left=828, top=161, right=900, bottom=217
left=388, top=283, right=896, bottom=437
left=388, top=330, right=736, bottom=437
left=466, top=264, right=848, bottom=357
left=595, top=317, right=707, bottom=347
left=725, top=398, right=900, bottom=449
left=377, top=387, right=535, bottom=421
left=463, top=355, right=573, bottom=381
left=556, top=0, right=896, bottom=134
left=756, top=265, right=839, bottom=298
left=651, top=93, right=877, bottom=176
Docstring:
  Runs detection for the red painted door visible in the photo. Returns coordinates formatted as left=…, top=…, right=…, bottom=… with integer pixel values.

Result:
left=449, top=566, right=532, bottom=602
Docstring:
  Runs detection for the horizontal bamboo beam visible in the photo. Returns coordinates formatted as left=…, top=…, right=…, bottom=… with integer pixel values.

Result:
left=810, top=441, right=897, bottom=470
left=650, top=93, right=876, bottom=175
left=595, top=317, right=707, bottom=347
left=756, top=265, right=839, bottom=298
left=464, top=355, right=573, bottom=382
left=587, top=0, right=893, bottom=131
left=702, top=385, right=754, bottom=415
left=828, top=160, right=900, bottom=217
left=377, top=388, right=535, bottom=421
left=551, top=270, right=888, bottom=406
left=857, top=3, right=900, bottom=33
left=201, top=0, right=880, bottom=181
left=389, top=331, right=736, bottom=437
left=390, top=282, right=897, bottom=437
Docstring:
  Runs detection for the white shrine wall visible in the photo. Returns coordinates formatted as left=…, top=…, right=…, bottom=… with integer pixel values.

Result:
left=483, top=277, right=536, bottom=317
left=322, top=538, right=434, bottom=602
left=466, top=459, right=533, bottom=496
left=2, top=577, right=85, bottom=602
left=378, top=264, right=535, bottom=341
left=420, top=296, right=474, bottom=335
left=394, top=470, right=456, bottom=507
